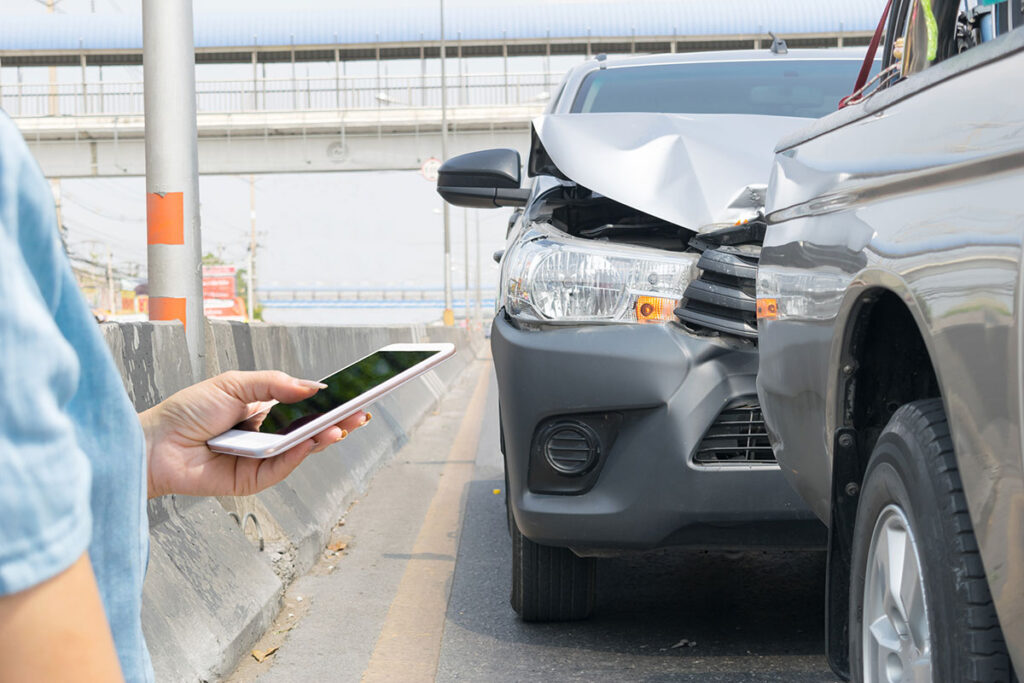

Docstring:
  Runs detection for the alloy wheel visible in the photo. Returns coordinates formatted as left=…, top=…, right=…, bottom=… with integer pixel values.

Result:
left=862, top=504, right=932, bottom=683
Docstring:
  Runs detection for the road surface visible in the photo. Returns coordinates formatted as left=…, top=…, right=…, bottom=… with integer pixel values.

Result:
left=227, top=357, right=835, bottom=682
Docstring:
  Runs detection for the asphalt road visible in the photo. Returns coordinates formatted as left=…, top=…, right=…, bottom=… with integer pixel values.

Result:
left=437, top=369, right=835, bottom=683
left=230, top=361, right=838, bottom=682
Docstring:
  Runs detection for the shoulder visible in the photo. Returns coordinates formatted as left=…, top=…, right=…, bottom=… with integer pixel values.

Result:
left=0, top=110, right=67, bottom=311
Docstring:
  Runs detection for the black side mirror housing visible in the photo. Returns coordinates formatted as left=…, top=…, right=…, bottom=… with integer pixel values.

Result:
left=436, top=148, right=531, bottom=209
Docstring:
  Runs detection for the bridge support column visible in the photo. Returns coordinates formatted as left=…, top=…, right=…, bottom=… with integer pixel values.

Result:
left=142, top=0, right=205, bottom=377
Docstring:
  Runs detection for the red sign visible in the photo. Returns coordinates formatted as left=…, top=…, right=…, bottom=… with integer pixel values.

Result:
left=203, top=265, right=236, bottom=276
left=204, top=296, right=247, bottom=321
left=202, top=265, right=236, bottom=300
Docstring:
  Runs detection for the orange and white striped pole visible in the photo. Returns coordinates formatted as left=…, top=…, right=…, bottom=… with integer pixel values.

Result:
left=142, top=0, right=205, bottom=378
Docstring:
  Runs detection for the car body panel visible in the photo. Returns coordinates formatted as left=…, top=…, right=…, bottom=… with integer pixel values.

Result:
left=758, top=28, right=1024, bottom=666
left=532, top=112, right=808, bottom=230
left=493, top=314, right=824, bottom=553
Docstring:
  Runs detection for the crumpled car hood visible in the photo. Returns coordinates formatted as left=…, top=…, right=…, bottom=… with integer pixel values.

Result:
left=531, top=112, right=812, bottom=230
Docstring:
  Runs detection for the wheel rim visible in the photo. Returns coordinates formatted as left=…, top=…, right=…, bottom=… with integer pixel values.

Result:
left=862, top=504, right=932, bottom=683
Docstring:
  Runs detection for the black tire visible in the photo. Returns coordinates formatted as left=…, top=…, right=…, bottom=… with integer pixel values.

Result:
left=504, top=464, right=513, bottom=537
left=510, top=520, right=596, bottom=621
left=850, top=399, right=1010, bottom=682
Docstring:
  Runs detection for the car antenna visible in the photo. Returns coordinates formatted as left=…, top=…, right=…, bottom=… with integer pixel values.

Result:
left=595, top=53, right=608, bottom=69
left=768, top=32, right=788, bottom=54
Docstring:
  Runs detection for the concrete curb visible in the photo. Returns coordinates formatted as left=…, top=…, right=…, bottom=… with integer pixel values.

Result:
left=102, top=320, right=476, bottom=682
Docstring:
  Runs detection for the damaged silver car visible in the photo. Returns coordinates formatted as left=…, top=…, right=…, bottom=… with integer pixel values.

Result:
left=437, top=47, right=867, bottom=621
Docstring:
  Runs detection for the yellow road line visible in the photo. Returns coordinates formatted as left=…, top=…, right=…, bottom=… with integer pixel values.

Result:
left=362, top=364, right=490, bottom=683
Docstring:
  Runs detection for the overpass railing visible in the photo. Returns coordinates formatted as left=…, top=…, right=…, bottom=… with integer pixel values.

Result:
left=257, top=286, right=495, bottom=309
left=1, top=71, right=560, bottom=117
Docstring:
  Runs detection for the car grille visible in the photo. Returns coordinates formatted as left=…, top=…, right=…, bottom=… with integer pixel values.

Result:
left=675, top=246, right=760, bottom=339
left=693, top=404, right=776, bottom=465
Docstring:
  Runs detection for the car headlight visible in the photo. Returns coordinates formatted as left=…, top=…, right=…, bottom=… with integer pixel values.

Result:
left=756, top=267, right=847, bottom=322
left=501, top=223, right=698, bottom=324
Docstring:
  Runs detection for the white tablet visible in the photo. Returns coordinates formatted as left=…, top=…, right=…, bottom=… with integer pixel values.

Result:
left=206, top=342, right=455, bottom=458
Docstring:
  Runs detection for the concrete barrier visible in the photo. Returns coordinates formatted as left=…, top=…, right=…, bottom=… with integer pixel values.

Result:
left=101, top=320, right=477, bottom=682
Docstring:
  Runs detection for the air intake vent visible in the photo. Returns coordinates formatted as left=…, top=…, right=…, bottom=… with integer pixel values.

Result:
left=694, top=404, right=776, bottom=465
left=543, top=423, right=600, bottom=475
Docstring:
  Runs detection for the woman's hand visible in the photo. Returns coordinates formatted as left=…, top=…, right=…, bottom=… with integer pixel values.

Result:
left=140, top=370, right=369, bottom=499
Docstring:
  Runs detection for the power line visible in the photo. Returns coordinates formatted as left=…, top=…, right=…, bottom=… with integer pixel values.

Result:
left=62, top=189, right=145, bottom=223
left=67, top=253, right=140, bottom=281
left=64, top=222, right=146, bottom=255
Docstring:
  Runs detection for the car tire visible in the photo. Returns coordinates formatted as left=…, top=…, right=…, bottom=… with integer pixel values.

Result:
left=850, top=399, right=1010, bottom=682
left=504, top=466, right=513, bottom=537
left=510, top=520, right=595, bottom=621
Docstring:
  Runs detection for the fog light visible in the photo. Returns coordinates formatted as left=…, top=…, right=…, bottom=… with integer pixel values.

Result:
left=542, top=422, right=600, bottom=475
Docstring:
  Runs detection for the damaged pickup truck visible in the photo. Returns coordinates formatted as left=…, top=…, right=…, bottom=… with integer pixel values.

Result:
left=437, top=48, right=867, bottom=621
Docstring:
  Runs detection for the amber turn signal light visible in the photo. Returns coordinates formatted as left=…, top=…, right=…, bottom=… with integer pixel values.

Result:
left=635, top=296, right=676, bottom=323
left=756, top=298, right=779, bottom=320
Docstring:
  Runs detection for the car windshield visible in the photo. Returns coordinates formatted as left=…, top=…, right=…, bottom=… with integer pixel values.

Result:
left=571, top=59, right=865, bottom=119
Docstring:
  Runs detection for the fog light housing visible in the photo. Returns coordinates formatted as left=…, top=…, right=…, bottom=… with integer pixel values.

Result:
left=528, top=412, right=622, bottom=495
left=542, top=422, right=600, bottom=475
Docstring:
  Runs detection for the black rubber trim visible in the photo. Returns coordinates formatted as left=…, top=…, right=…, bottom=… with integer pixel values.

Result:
left=825, top=427, right=861, bottom=680
left=683, top=279, right=756, bottom=311
left=697, top=248, right=759, bottom=280
left=675, top=308, right=758, bottom=339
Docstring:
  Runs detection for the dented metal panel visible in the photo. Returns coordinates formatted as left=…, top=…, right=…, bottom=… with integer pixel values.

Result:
left=531, top=112, right=810, bottom=230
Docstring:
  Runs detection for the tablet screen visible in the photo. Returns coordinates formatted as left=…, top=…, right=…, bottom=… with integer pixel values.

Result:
left=254, top=350, right=434, bottom=435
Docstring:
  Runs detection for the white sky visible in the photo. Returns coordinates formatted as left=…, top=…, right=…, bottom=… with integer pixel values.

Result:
left=8, top=0, right=611, bottom=15
left=3, top=0, right=572, bottom=323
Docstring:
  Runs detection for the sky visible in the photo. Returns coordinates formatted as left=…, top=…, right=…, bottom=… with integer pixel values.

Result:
left=8, top=0, right=613, bottom=15
left=3, top=0, right=584, bottom=323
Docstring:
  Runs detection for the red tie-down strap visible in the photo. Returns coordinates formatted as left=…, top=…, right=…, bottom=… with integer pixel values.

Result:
left=839, top=0, right=895, bottom=108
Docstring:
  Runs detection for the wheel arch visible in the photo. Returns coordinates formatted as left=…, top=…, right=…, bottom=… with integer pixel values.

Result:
left=822, top=278, right=944, bottom=678
left=831, top=280, right=943, bottom=476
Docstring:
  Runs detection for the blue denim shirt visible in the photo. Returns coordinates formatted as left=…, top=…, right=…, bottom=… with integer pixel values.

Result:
left=0, top=111, right=152, bottom=681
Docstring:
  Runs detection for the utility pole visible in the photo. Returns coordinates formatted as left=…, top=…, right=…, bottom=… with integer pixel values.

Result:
left=49, top=178, right=67, bottom=249
left=106, top=247, right=116, bottom=317
left=440, top=0, right=454, bottom=326
left=463, top=208, right=470, bottom=324
left=474, top=210, right=482, bottom=332
left=143, top=0, right=205, bottom=378
left=248, top=174, right=256, bottom=322
left=46, top=0, right=58, bottom=116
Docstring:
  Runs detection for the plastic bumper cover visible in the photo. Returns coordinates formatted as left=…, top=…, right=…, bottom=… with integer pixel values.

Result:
left=491, top=313, right=825, bottom=554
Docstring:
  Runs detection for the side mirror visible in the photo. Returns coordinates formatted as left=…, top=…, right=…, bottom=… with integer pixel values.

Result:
left=436, top=149, right=531, bottom=209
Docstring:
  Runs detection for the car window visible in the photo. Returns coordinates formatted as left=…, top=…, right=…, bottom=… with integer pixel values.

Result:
left=545, top=78, right=568, bottom=115
left=570, top=59, right=867, bottom=119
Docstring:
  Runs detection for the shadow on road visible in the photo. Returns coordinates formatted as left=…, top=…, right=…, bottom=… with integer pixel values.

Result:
left=438, top=479, right=836, bottom=682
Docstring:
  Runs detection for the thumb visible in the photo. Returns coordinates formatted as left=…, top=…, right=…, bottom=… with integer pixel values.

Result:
left=209, top=370, right=326, bottom=406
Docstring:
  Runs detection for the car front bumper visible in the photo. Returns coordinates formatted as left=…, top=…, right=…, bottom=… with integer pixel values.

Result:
left=491, top=312, right=825, bottom=555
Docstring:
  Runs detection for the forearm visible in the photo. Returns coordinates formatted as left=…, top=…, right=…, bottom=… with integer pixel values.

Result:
left=0, top=553, right=124, bottom=683
left=138, top=407, right=162, bottom=499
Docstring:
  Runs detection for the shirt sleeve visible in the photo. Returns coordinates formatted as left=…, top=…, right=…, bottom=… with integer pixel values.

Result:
left=0, top=217, right=93, bottom=596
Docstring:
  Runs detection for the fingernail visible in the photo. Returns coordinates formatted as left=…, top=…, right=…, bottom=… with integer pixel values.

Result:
left=295, top=379, right=328, bottom=390
left=338, top=429, right=349, bottom=441
left=363, top=412, right=373, bottom=424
